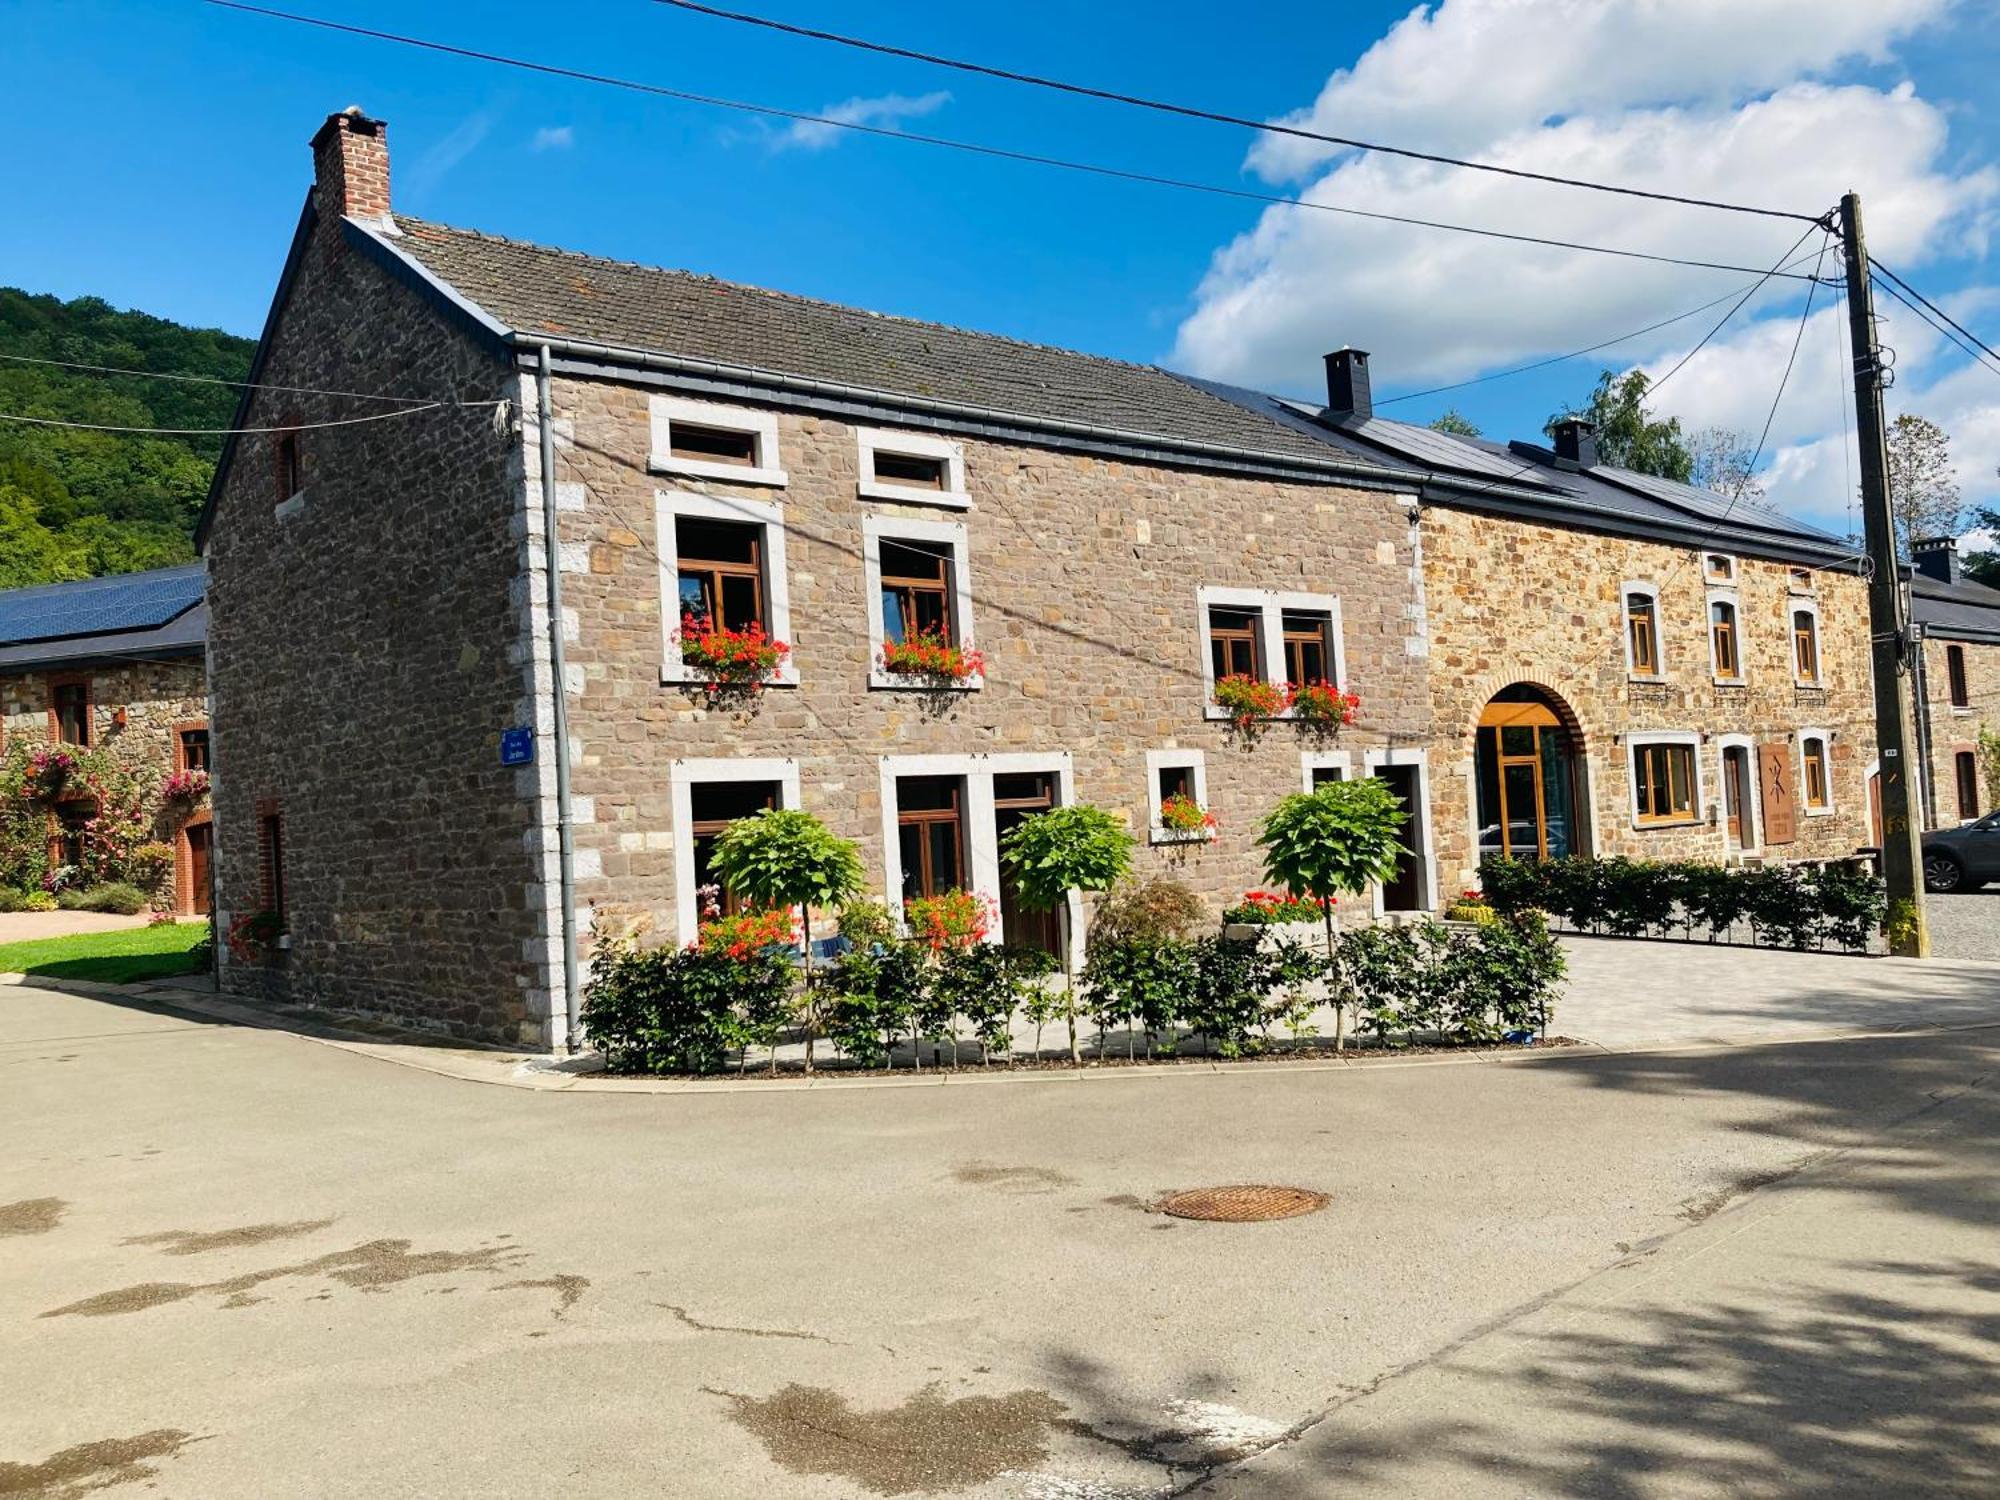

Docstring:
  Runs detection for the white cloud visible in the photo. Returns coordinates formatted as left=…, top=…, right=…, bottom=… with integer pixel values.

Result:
left=530, top=125, right=575, bottom=152
left=773, top=90, right=951, bottom=152
left=1247, top=0, right=1951, bottom=182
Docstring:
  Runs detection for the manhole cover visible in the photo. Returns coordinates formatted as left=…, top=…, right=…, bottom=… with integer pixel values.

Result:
left=1159, top=1185, right=1329, bottom=1223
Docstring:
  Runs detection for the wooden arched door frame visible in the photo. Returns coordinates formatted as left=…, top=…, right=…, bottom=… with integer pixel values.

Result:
left=1474, top=688, right=1591, bottom=863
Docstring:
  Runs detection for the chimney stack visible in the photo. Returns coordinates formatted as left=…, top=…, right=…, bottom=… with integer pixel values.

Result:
left=1323, top=349, right=1372, bottom=421
left=1912, top=535, right=1961, bottom=586
left=1552, top=418, right=1598, bottom=469
left=310, top=107, right=391, bottom=225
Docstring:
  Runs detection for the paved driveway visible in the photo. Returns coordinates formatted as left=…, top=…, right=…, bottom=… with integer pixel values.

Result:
left=4, top=969, right=1998, bottom=1498
left=0, top=910, right=152, bottom=945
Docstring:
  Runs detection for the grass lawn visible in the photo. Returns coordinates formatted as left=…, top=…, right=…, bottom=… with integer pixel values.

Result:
left=0, top=923, right=209, bottom=984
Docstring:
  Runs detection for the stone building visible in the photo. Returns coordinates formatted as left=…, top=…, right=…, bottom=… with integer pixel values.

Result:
left=197, top=109, right=1436, bottom=1047
left=1909, top=537, right=2000, bottom=828
left=1197, top=356, right=1877, bottom=891
left=0, top=565, right=211, bottom=914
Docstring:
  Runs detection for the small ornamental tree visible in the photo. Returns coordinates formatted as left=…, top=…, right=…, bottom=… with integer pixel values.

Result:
left=707, top=808, right=865, bottom=1074
left=999, top=803, right=1134, bottom=1065
left=1256, top=779, right=1407, bottom=1050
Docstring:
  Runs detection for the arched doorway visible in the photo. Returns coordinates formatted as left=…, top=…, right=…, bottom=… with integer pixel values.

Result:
left=1475, top=686, right=1588, bottom=863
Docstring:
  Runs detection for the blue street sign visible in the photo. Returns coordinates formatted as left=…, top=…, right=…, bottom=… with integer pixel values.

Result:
left=500, top=727, right=535, bottom=767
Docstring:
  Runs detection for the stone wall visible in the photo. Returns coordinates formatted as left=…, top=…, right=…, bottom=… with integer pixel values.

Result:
left=1421, top=503, right=1875, bottom=888
left=1918, top=635, right=2000, bottom=825
left=543, top=373, right=1430, bottom=956
left=202, top=210, right=542, bottom=1041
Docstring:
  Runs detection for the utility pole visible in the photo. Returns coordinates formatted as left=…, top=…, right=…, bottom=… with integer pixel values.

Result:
left=1839, top=190, right=1929, bottom=957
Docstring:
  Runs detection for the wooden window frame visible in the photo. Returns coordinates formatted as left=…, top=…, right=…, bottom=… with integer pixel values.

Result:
left=674, top=516, right=767, bottom=635
left=47, top=675, right=92, bottom=748
left=255, top=800, right=287, bottom=928
left=856, top=427, right=969, bottom=506
left=1707, top=592, right=1742, bottom=682
left=1946, top=644, right=1970, bottom=710
left=1956, top=749, right=1981, bottom=821
left=1623, top=584, right=1663, bottom=679
left=274, top=417, right=303, bottom=502
left=1800, top=733, right=1832, bottom=813
left=1145, top=749, right=1212, bottom=845
left=863, top=516, right=978, bottom=691
left=648, top=395, right=786, bottom=486
left=656, top=492, right=797, bottom=687
left=878, top=537, right=956, bottom=646
left=1629, top=734, right=1700, bottom=827
left=668, top=758, right=801, bottom=943
left=688, top=779, right=781, bottom=919
left=1703, top=552, right=1737, bottom=584
left=1792, top=604, right=1822, bottom=686
left=174, top=721, right=210, bottom=774
left=895, top=776, right=969, bottom=902
left=1197, top=586, right=1344, bottom=721
left=1208, top=605, right=1264, bottom=682
left=1281, top=609, right=1335, bottom=687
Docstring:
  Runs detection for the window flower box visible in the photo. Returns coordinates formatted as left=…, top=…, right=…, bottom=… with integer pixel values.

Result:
left=1157, top=792, right=1218, bottom=842
left=1287, top=681, right=1360, bottom=733
left=1213, top=673, right=1285, bottom=730
left=676, top=614, right=790, bottom=691
left=161, top=769, right=211, bottom=806
left=879, top=630, right=985, bottom=688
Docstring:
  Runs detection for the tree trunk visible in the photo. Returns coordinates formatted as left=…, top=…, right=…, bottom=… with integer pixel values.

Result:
left=1323, top=898, right=1345, bottom=1053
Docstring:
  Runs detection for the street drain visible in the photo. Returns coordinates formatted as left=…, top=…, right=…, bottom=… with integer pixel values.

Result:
left=1159, top=1185, right=1328, bottom=1223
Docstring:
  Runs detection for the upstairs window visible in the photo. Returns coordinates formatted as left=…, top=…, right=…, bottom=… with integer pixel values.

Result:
left=1709, top=598, right=1740, bottom=680
left=1704, top=553, right=1736, bottom=584
left=857, top=428, right=968, bottom=506
left=879, top=537, right=955, bottom=647
left=51, top=680, right=90, bottom=747
left=179, top=727, right=210, bottom=772
left=1793, top=607, right=1821, bottom=685
left=649, top=396, right=785, bottom=486
left=1281, top=609, right=1334, bottom=685
left=1632, top=739, right=1697, bottom=825
left=1209, top=605, right=1263, bottom=682
left=865, top=517, right=977, bottom=690
left=1624, top=589, right=1661, bottom=677
left=258, top=809, right=287, bottom=925
left=676, top=518, right=765, bottom=634
left=873, top=451, right=947, bottom=490
left=1788, top=567, right=1814, bottom=593
left=274, top=428, right=302, bottom=501
left=1947, top=644, right=1970, bottom=708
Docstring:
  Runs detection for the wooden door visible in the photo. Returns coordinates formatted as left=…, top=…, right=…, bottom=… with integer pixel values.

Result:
left=185, top=824, right=212, bottom=916
left=1723, top=749, right=1747, bottom=848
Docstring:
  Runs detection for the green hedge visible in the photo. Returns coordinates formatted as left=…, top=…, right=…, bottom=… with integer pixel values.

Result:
left=1479, top=856, right=1884, bottom=953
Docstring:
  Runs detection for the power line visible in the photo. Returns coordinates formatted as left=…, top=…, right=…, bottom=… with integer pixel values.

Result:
left=1870, top=260, right=2000, bottom=371
left=204, top=2, right=1823, bottom=284
left=1374, top=246, right=1832, bottom=410
left=0, top=351, right=443, bottom=406
left=1869, top=275, right=2000, bottom=380
left=648, top=0, right=1822, bottom=225
left=0, top=402, right=499, bottom=436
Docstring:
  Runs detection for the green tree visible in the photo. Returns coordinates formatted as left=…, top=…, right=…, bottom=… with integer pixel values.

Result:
left=1687, top=426, right=1764, bottom=499
left=1963, top=506, right=2000, bottom=588
left=707, top=808, right=865, bottom=1074
left=1000, top=803, right=1134, bottom=1064
left=1885, top=413, right=1964, bottom=561
left=1429, top=408, right=1481, bottom=438
left=1256, top=779, right=1408, bottom=1050
left=1549, top=369, right=1693, bottom=481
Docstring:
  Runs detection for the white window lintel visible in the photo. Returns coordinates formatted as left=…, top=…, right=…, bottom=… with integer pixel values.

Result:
left=648, top=395, right=787, bottom=487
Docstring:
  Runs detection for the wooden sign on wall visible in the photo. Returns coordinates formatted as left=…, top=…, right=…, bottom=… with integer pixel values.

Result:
left=1759, top=743, right=1796, bottom=846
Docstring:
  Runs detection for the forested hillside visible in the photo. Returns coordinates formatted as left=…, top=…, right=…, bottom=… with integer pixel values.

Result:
left=0, top=288, right=254, bottom=587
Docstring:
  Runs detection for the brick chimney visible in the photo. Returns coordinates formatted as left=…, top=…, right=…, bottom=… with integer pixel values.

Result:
left=1552, top=418, right=1598, bottom=469
left=1912, top=535, right=1961, bottom=585
left=1324, top=349, right=1372, bottom=421
left=310, top=107, right=391, bottom=225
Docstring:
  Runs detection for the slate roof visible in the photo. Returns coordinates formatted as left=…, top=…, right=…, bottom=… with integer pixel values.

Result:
left=0, top=564, right=207, bottom=670
left=377, top=218, right=1413, bottom=476
left=1912, top=571, right=2000, bottom=643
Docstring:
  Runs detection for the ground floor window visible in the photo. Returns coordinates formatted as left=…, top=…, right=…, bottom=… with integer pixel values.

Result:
left=895, top=775, right=967, bottom=901
left=257, top=809, right=287, bottom=925
left=1474, top=686, right=1584, bottom=862
left=1631, top=739, right=1699, bottom=826
left=690, top=780, right=780, bottom=915
left=1365, top=751, right=1434, bottom=913
left=50, top=800, right=95, bottom=873
left=1957, top=750, right=1981, bottom=821
left=669, top=758, right=801, bottom=943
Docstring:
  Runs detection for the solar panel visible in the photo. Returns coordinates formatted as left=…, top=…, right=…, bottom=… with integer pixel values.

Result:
left=0, top=566, right=205, bottom=647
left=1594, top=467, right=1839, bottom=539
left=1348, top=416, right=1555, bottom=483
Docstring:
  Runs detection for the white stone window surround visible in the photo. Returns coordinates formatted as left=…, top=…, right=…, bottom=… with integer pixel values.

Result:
left=1705, top=586, right=1746, bottom=685
left=1625, top=729, right=1704, bottom=828
left=668, top=757, right=802, bottom=945
left=1703, top=551, right=1738, bottom=584
left=1620, top=579, right=1667, bottom=683
left=1797, top=727, right=1836, bottom=817
left=655, top=490, right=800, bottom=688
left=1790, top=598, right=1825, bottom=686
left=856, top=426, right=971, bottom=508
left=877, top=751, right=1084, bottom=972
left=648, top=394, right=788, bottom=487
left=1300, top=750, right=1352, bottom=791
left=1788, top=567, right=1816, bottom=595
left=1713, top=733, right=1762, bottom=853
left=1362, top=747, right=1438, bottom=915
left=862, top=515, right=981, bottom=691
left=1196, top=585, right=1346, bottom=722
left=1145, top=748, right=1212, bottom=844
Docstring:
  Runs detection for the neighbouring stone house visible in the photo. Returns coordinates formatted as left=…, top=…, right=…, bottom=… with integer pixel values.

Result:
left=1194, top=355, right=1877, bottom=891
left=1909, top=537, right=2000, bottom=828
left=197, top=109, right=1437, bottom=1047
left=0, top=565, right=212, bottom=913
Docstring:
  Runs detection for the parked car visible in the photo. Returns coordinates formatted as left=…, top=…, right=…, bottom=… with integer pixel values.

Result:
left=1921, top=811, right=2000, bottom=892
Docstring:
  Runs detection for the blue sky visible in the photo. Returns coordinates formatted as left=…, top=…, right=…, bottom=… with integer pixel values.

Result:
left=7, top=1, right=1999, bottom=527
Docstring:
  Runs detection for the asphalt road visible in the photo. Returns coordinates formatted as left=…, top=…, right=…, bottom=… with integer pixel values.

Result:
left=4, top=978, right=1998, bottom=1499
